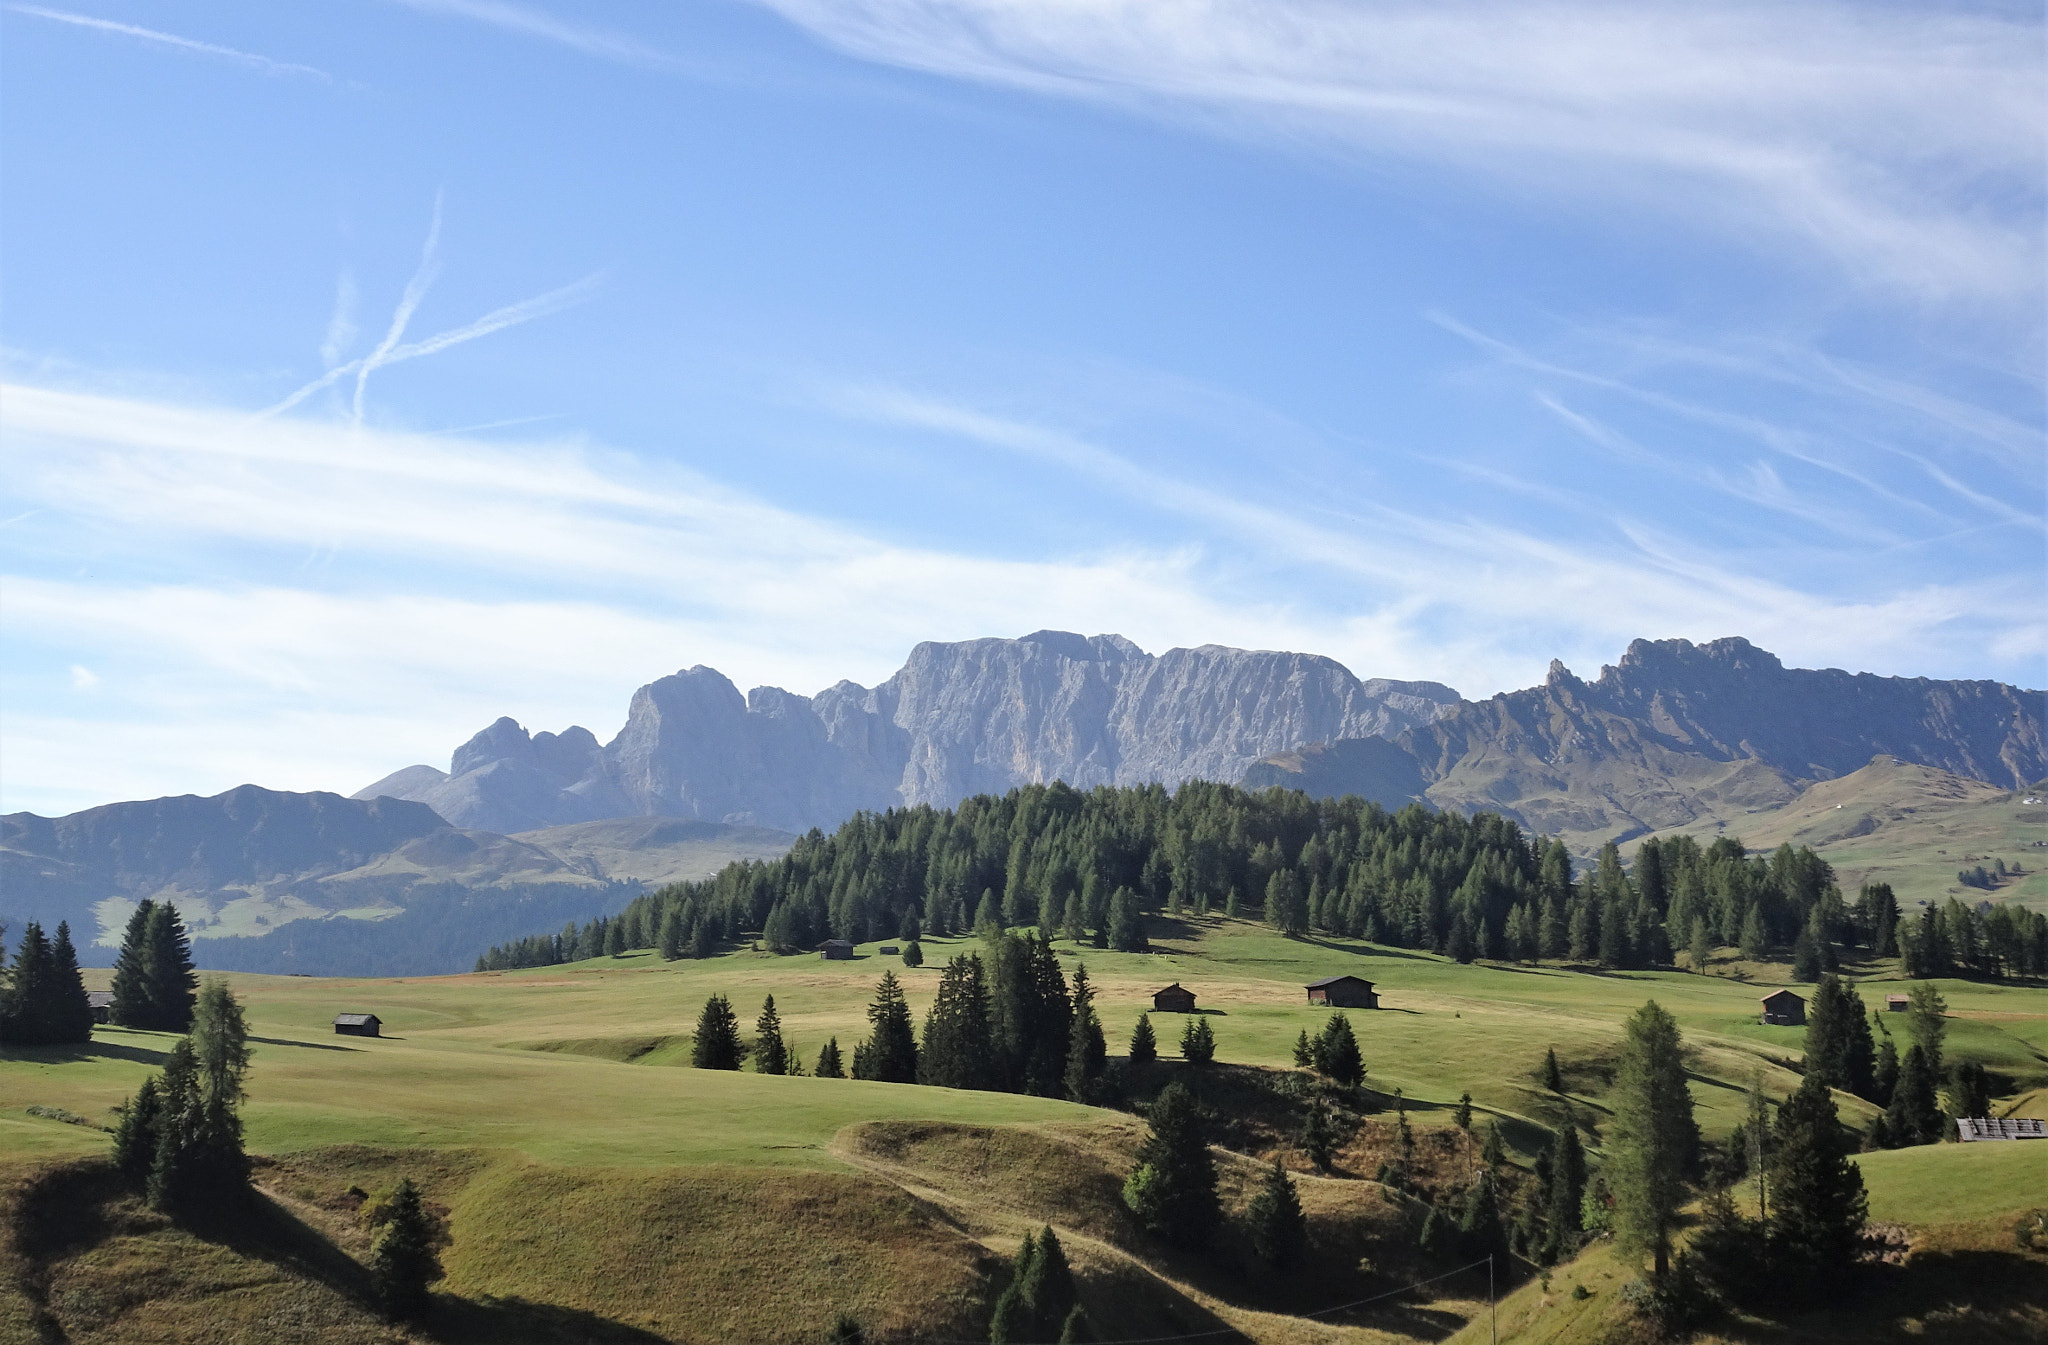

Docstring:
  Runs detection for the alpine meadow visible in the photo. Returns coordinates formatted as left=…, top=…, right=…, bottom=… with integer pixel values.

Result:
left=2, top=2, right=2044, bottom=1343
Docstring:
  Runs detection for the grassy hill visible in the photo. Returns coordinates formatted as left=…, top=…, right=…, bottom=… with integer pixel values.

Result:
left=5, top=916, right=2045, bottom=1342
left=1629, top=755, right=2048, bottom=915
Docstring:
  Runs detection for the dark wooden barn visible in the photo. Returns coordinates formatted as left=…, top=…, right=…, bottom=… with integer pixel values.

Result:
left=86, top=991, right=114, bottom=1025
left=1759, top=989, right=1805, bottom=1026
left=820, top=939, right=855, bottom=960
left=1306, top=975, right=1379, bottom=1009
left=333, top=1013, right=382, bottom=1038
left=1152, top=983, right=1197, bottom=1014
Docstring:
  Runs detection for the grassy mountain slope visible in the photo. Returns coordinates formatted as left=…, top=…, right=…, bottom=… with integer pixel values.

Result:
left=1629, top=755, right=2047, bottom=915
left=4, top=918, right=2043, bottom=1342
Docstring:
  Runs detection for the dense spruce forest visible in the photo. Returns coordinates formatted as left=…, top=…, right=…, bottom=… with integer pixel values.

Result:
left=476, top=780, right=2048, bottom=977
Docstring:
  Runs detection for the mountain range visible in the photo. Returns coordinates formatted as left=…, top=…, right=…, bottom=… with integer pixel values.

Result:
left=3, top=631, right=2039, bottom=975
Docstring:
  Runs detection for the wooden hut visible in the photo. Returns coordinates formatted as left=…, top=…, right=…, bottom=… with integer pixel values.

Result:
left=820, top=939, right=855, bottom=960
left=1885, top=993, right=1909, bottom=1012
left=1305, top=975, right=1379, bottom=1009
left=85, top=991, right=114, bottom=1025
left=1152, top=983, right=1197, bottom=1013
left=1759, top=989, right=1805, bottom=1026
left=333, top=1013, right=382, bottom=1038
left=878, top=945, right=900, bottom=956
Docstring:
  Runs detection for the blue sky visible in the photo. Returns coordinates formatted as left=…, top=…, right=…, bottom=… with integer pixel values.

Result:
left=1, top=0, right=2042, bottom=816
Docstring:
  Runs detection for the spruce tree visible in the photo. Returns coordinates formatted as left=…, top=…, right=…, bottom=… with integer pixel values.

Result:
left=902, top=939, right=923, bottom=968
left=1057, top=1304, right=1092, bottom=1343
left=816, top=1037, right=845, bottom=1078
left=1872, top=1033, right=1899, bottom=1107
left=1543, top=1047, right=1565, bottom=1093
left=1122, top=1082, right=1220, bottom=1248
left=1062, top=965, right=1107, bottom=1102
left=1312, top=1014, right=1364, bottom=1086
left=1883, top=1044, right=1940, bottom=1145
left=1246, top=1157, right=1307, bottom=1268
left=1951, top=1060, right=1992, bottom=1119
left=1293, top=1029, right=1314, bottom=1067
left=1544, top=1124, right=1586, bottom=1258
left=1481, top=1120, right=1505, bottom=1168
left=853, top=971, right=917, bottom=1083
left=1017, top=1226, right=1077, bottom=1336
left=920, top=954, right=995, bottom=1090
left=0, top=922, right=55, bottom=1044
left=1454, top=1092, right=1474, bottom=1129
left=691, top=994, right=744, bottom=1069
left=109, top=899, right=155, bottom=1028
left=1804, top=975, right=1875, bottom=1099
left=146, top=1038, right=203, bottom=1212
left=1180, top=1016, right=1215, bottom=1065
left=1606, top=1000, right=1697, bottom=1276
left=145, top=902, right=199, bottom=1033
left=755, top=995, right=789, bottom=1075
left=47, top=922, right=94, bottom=1043
left=1458, top=1171, right=1507, bottom=1263
left=1301, top=1100, right=1338, bottom=1172
left=113, top=1075, right=162, bottom=1183
left=371, top=1177, right=444, bottom=1319
left=1767, top=1072, right=1868, bottom=1287
left=1128, top=1012, right=1157, bottom=1066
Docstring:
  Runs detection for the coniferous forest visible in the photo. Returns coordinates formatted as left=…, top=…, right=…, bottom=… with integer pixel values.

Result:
left=478, top=779, right=2048, bottom=980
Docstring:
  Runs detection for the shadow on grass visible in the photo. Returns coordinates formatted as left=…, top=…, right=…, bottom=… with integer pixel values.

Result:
left=248, top=1035, right=364, bottom=1052
left=28, top=1037, right=174, bottom=1067
left=426, top=1295, right=669, bottom=1343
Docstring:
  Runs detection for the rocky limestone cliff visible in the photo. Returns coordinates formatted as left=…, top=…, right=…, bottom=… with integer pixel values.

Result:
left=356, top=632, right=1463, bottom=833
left=1248, top=635, right=2045, bottom=852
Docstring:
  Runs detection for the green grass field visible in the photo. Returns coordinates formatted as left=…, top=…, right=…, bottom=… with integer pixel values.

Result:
left=5, top=915, right=2044, bottom=1342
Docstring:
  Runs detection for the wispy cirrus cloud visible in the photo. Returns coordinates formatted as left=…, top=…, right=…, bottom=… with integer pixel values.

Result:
left=6, top=4, right=332, bottom=81
left=383, top=0, right=689, bottom=72
left=742, top=0, right=2043, bottom=303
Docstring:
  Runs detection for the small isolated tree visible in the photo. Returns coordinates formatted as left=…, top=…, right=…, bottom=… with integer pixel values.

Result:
left=990, top=1227, right=1078, bottom=1344
left=691, top=994, right=744, bottom=1070
left=902, top=940, right=924, bottom=968
left=816, top=1037, right=845, bottom=1079
left=1246, top=1157, right=1307, bottom=1269
left=1311, top=1014, right=1364, bottom=1086
left=1180, top=1016, right=1216, bottom=1066
left=1767, top=1072, right=1868, bottom=1289
left=1544, top=1047, right=1565, bottom=1094
left=828, top=1316, right=866, bottom=1345
left=371, top=1177, right=444, bottom=1320
left=1293, top=1029, right=1314, bottom=1068
left=1123, top=1082, right=1220, bottom=1248
left=1606, top=1000, right=1697, bottom=1277
left=1454, top=1092, right=1474, bottom=1130
left=1301, top=1100, right=1338, bottom=1173
left=1129, top=1012, right=1157, bottom=1066
left=755, top=994, right=789, bottom=1075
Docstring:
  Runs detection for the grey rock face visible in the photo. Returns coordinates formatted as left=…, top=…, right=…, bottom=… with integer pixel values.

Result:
left=358, top=631, right=1462, bottom=833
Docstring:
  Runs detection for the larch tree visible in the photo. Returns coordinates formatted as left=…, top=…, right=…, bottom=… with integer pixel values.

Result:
left=1605, top=1000, right=1697, bottom=1277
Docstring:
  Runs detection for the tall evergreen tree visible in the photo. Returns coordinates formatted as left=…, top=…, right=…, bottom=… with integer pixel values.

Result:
left=1107, top=888, right=1146, bottom=952
left=1246, top=1158, right=1307, bottom=1269
left=920, top=954, right=995, bottom=1090
left=1606, top=1000, right=1697, bottom=1276
left=755, top=994, right=789, bottom=1075
left=1804, top=975, right=1875, bottom=1099
left=1123, top=1082, right=1221, bottom=1248
left=1301, top=1101, right=1338, bottom=1173
left=816, top=1037, right=845, bottom=1078
left=1882, top=1044, right=1941, bottom=1146
left=691, top=994, right=744, bottom=1069
left=1905, top=983, right=1947, bottom=1079
left=1543, top=1047, right=1565, bottom=1093
left=853, top=971, right=918, bottom=1083
left=657, top=907, right=684, bottom=960
left=1062, top=964, right=1107, bottom=1102
left=1543, top=1124, right=1586, bottom=1260
left=1180, top=1016, right=1215, bottom=1066
left=46, top=922, right=94, bottom=1043
left=144, top=902, right=199, bottom=1033
left=1458, top=1171, right=1507, bottom=1263
left=113, top=1075, right=163, bottom=1183
left=1767, top=1072, right=1868, bottom=1287
left=0, top=922, right=55, bottom=1044
left=108, top=899, right=155, bottom=1028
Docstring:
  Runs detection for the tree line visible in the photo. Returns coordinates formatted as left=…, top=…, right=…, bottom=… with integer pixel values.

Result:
left=478, top=779, right=2046, bottom=984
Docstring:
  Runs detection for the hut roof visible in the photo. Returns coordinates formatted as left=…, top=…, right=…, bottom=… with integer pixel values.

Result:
left=1306, top=974, right=1374, bottom=989
left=85, top=991, right=114, bottom=1008
left=333, top=1013, right=381, bottom=1026
left=1758, top=989, right=1803, bottom=1005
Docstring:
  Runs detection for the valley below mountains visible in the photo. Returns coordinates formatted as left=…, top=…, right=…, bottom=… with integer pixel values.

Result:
left=3, top=630, right=2039, bottom=975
